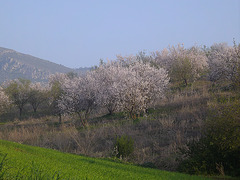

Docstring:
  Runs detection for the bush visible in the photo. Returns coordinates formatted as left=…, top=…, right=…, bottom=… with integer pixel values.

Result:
left=178, top=97, right=240, bottom=177
left=114, top=135, right=134, bottom=159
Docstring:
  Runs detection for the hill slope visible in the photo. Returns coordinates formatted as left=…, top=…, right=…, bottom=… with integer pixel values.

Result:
left=0, top=47, right=89, bottom=83
left=0, top=140, right=208, bottom=179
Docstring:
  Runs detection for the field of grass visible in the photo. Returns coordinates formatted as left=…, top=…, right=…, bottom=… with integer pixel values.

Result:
left=0, top=140, right=210, bottom=180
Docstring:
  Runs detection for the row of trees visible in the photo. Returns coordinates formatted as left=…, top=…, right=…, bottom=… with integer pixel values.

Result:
left=0, top=79, right=49, bottom=117
left=152, top=42, right=240, bottom=88
left=0, top=42, right=239, bottom=125
left=57, top=60, right=169, bottom=125
left=0, top=60, right=169, bottom=125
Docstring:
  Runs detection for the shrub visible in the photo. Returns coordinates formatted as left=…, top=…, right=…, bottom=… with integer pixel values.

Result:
left=178, top=97, right=240, bottom=177
left=114, top=135, right=134, bottom=159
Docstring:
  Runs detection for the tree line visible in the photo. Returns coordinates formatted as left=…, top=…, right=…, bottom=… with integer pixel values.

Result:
left=0, top=42, right=239, bottom=123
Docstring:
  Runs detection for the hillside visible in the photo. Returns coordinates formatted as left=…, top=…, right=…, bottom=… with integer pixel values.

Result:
left=0, top=140, right=208, bottom=179
left=0, top=47, right=89, bottom=83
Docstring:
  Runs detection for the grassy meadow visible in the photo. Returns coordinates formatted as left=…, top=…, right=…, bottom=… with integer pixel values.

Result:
left=0, top=140, right=210, bottom=180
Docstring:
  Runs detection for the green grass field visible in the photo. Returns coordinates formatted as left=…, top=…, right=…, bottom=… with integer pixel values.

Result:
left=0, top=140, right=210, bottom=179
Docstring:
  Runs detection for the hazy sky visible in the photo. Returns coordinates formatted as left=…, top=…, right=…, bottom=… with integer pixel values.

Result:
left=0, top=0, right=239, bottom=68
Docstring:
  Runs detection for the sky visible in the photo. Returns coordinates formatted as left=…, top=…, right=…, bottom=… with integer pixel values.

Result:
left=0, top=0, right=239, bottom=68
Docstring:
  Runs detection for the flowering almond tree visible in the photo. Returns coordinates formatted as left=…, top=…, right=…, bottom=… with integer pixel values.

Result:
left=91, top=63, right=122, bottom=115
left=118, top=61, right=169, bottom=118
left=93, top=59, right=169, bottom=118
left=207, top=43, right=240, bottom=88
left=58, top=74, right=97, bottom=127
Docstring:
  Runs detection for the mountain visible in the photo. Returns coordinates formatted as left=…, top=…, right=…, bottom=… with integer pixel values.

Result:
left=0, top=47, right=89, bottom=83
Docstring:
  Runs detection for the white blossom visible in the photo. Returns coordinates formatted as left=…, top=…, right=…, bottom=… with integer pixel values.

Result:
left=58, top=74, right=97, bottom=126
left=207, top=43, right=240, bottom=85
left=93, top=59, right=169, bottom=118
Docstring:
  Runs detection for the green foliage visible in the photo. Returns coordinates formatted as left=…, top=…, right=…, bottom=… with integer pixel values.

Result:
left=178, top=95, right=240, bottom=177
left=114, top=135, right=134, bottom=159
left=207, top=100, right=240, bottom=151
left=4, top=78, right=31, bottom=117
left=28, top=87, right=48, bottom=113
left=170, top=57, right=193, bottom=86
left=4, top=79, right=31, bottom=100
left=178, top=138, right=220, bottom=175
left=49, top=80, right=64, bottom=123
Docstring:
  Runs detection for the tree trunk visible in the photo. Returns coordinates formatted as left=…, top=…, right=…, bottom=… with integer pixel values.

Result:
left=19, top=107, right=23, bottom=118
left=108, top=108, right=113, bottom=115
left=184, top=79, right=188, bottom=86
left=58, top=114, right=62, bottom=124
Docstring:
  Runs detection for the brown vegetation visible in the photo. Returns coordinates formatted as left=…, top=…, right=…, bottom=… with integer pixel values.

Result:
left=0, top=83, right=210, bottom=171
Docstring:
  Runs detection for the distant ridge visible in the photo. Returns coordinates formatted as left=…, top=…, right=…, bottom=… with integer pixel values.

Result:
left=0, top=47, right=89, bottom=83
